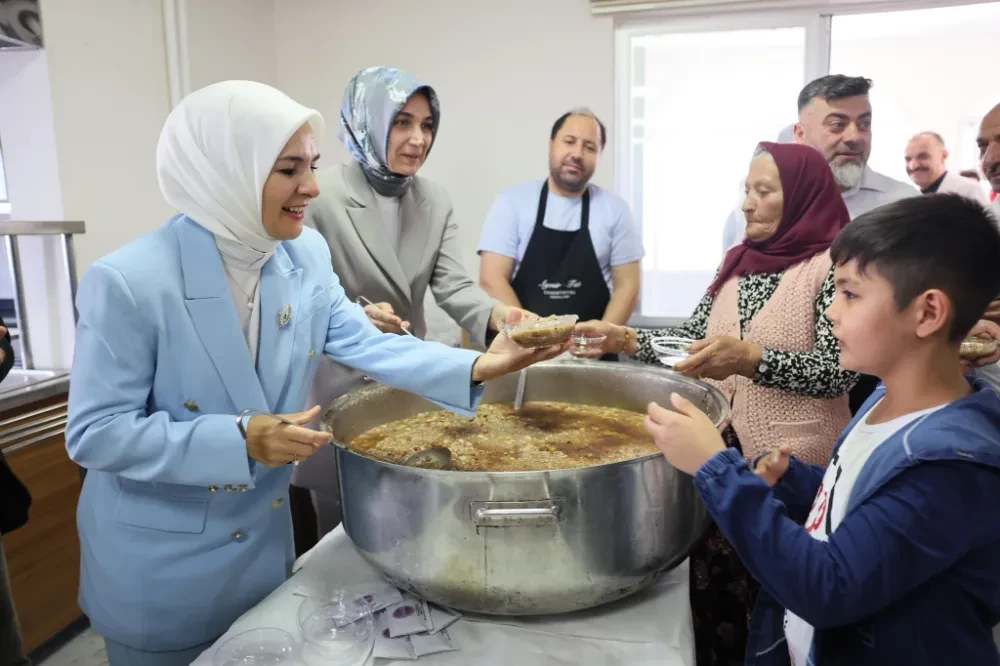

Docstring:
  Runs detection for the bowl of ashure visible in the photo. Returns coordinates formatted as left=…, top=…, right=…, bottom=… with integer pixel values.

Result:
left=960, top=336, right=998, bottom=361
left=321, top=358, right=728, bottom=618
left=504, top=314, right=579, bottom=348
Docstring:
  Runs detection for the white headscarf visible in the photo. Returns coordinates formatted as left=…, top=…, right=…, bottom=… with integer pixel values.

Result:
left=156, top=80, right=325, bottom=260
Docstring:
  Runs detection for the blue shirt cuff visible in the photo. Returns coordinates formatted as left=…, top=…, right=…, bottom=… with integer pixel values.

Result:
left=696, top=447, right=745, bottom=481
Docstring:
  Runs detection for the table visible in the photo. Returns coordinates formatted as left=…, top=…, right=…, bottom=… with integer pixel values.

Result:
left=192, top=526, right=695, bottom=665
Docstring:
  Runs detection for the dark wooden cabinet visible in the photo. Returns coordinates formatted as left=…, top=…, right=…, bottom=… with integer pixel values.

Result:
left=1, top=393, right=81, bottom=653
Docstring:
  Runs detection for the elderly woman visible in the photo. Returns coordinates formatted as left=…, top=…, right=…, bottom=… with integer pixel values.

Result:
left=66, top=81, right=564, bottom=666
left=294, top=66, right=510, bottom=537
left=582, top=142, right=858, bottom=665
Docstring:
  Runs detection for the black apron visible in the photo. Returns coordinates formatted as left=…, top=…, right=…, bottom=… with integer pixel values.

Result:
left=510, top=182, right=616, bottom=360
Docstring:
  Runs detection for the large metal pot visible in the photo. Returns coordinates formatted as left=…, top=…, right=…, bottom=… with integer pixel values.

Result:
left=322, top=359, right=728, bottom=616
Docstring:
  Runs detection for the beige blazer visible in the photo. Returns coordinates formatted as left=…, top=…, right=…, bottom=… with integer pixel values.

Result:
left=293, top=162, right=499, bottom=495
left=307, top=161, right=498, bottom=340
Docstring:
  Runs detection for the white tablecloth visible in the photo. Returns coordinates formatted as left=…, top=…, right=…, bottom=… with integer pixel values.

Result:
left=192, top=526, right=695, bottom=665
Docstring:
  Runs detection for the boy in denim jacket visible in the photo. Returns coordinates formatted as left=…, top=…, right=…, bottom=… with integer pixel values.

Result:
left=646, top=194, right=1000, bottom=665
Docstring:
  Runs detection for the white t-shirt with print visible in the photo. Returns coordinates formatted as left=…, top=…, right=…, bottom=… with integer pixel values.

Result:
left=784, top=400, right=944, bottom=665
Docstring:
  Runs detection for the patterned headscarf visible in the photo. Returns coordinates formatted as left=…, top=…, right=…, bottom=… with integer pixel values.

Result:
left=339, top=66, right=440, bottom=197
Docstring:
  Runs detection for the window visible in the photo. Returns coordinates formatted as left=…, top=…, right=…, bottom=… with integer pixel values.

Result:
left=830, top=3, right=1000, bottom=191
left=616, top=0, right=1000, bottom=327
left=624, top=26, right=805, bottom=319
left=0, top=135, right=8, bottom=218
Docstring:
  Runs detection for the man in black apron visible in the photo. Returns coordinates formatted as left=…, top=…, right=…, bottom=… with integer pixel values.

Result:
left=479, top=109, right=642, bottom=357
left=510, top=182, right=616, bottom=360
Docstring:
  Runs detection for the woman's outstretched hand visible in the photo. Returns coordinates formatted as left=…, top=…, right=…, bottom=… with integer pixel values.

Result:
left=471, top=308, right=572, bottom=382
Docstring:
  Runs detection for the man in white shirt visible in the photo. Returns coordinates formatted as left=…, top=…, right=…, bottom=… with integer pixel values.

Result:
left=478, top=108, right=643, bottom=331
left=975, top=103, right=1000, bottom=397
left=723, top=75, right=917, bottom=251
left=981, top=103, right=1000, bottom=219
left=904, top=131, right=991, bottom=206
left=978, top=102, right=1000, bottom=315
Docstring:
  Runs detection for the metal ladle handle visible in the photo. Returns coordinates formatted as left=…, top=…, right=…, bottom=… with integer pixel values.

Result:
left=236, top=408, right=301, bottom=434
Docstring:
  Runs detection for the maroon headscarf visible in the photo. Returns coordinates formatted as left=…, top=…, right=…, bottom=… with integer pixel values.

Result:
left=708, top=142, right=851, bottom=296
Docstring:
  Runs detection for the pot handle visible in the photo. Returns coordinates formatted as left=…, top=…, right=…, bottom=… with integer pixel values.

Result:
left=471, top=500, right=562, bottom=527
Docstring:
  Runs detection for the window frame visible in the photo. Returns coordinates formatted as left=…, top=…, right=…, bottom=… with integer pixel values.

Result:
left=615, top=0, right=990, bottom=328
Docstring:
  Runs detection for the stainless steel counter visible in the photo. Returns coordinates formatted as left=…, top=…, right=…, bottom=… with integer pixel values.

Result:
left=0, top=368, right=70, bottom=413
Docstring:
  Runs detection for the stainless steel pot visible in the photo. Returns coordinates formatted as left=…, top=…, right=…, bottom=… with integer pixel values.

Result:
left=322, top=359, right=729, bottom=616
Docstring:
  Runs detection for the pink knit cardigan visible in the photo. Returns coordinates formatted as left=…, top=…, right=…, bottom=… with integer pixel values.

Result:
left=704, top=252, right=851, bottom=466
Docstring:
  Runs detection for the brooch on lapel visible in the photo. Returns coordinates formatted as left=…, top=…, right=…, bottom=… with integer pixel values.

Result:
left=183, top=401, right=199, bottom=412
left=278, top=305, right=293, bottom=328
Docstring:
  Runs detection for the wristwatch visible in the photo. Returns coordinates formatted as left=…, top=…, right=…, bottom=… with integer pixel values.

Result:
left=753, top=355, right=770, bottom=383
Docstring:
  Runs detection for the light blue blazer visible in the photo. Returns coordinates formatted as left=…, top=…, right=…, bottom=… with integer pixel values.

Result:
left=66, top=216, right=483, bottom=651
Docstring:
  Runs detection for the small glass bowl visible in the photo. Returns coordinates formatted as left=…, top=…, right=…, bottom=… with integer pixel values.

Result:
left=650, top=336, right=695, bottom=368
left=568, top=333, right=607, bottom=357
left=505, top=314, right=579, bottom=348
left=297, top=590, right=375, bottom=664
left=212, top=628, right=295, bottom=666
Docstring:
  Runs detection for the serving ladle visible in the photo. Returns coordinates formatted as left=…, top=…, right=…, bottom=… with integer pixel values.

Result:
left=365, top=445, right=453, bottom=470
left=397, top=446, right=453, bottom=470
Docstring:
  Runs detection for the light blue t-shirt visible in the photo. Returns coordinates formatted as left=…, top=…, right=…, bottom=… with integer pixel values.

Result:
left=477, top=179, right=644, bottom=289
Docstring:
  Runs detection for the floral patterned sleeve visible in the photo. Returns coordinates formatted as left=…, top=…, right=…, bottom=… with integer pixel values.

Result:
left=633, top=290, right=712, bottom=366
left=753, top=267, right=858, bottom=399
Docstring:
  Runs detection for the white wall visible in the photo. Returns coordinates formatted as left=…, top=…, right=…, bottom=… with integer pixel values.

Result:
left=186, top=0, right=277, bottom=91
left=42, top=0, right=176, bottom=274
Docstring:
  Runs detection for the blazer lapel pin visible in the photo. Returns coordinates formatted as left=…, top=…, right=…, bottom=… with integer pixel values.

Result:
left=278, top=305, right=293, bottom=329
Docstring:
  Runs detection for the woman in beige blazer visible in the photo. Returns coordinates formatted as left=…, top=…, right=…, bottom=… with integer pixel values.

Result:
left=292, top=66, right=508, bottom=541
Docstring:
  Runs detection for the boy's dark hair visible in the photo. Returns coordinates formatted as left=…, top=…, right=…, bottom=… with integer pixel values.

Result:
left=830, top=194, right=1000, bottom=342
left=797, top=75, right=872, bottom=113
left=551, top=109, right=607, bottom=149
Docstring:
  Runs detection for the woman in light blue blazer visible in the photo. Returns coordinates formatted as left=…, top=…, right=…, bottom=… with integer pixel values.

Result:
left=65, top=80, right=566, bottom=666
